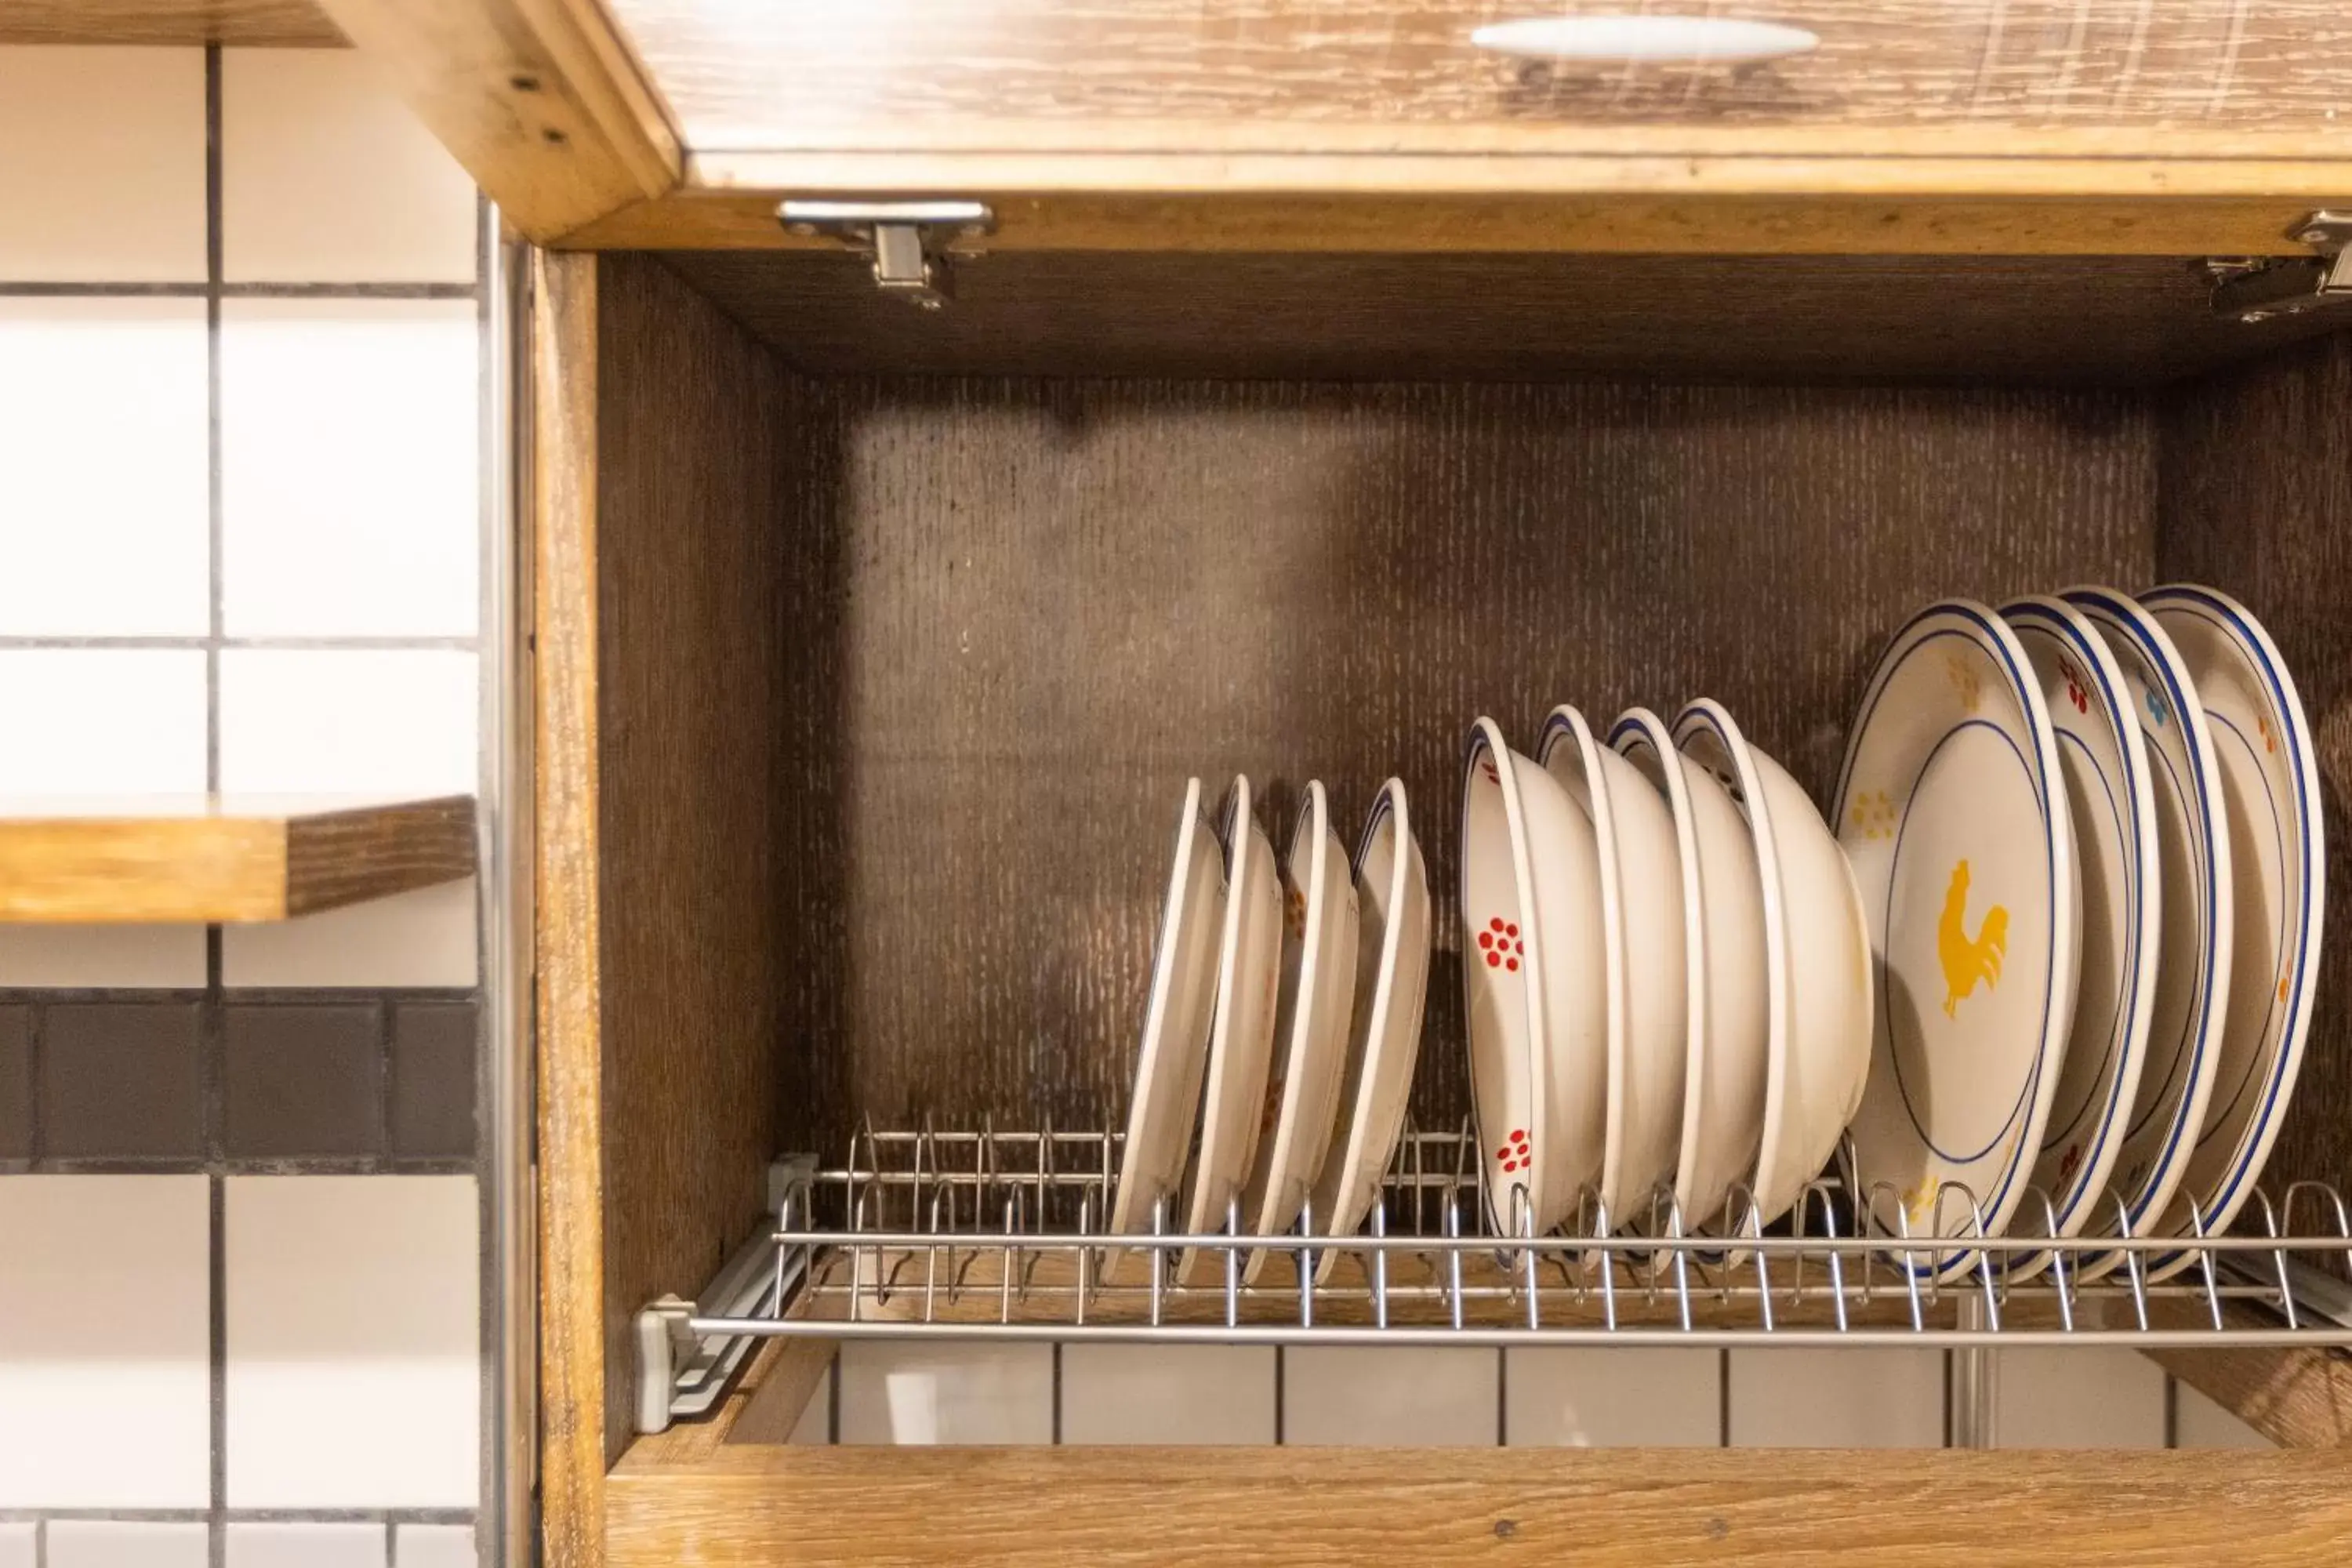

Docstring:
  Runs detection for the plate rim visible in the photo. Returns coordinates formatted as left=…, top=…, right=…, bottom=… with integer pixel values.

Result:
left=1998, top=593, right=2161, bottom=1274
left=2062, top=584, right=2234, bottom=1276
left=1832, top=597, right=2077, bottom=1279
left=1110, top=775, right=1218, bottom=1237
left=2140, top=583, right=2325, bottom=1275
left=1671, top=698, right=1791, bottom=1238
left=1463, top=718, right=1554, bottom=1236
left=1311, top=777, right=1431, bottom=1277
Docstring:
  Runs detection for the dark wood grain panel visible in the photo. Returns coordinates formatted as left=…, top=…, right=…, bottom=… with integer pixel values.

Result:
left=662, top=251, right=2350, bottom=387
left=0, top=0, right=340, bottom=44
left=615, top=0, right=2352, bottom=152
left=592, top=252, right=804, bottom=1468
left=759, top=376, right=2152, bottom=1157
left=2156, top=332, right=2352, bottom=1221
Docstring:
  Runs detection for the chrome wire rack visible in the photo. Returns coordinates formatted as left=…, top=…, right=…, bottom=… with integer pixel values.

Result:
left=635, top=1120, right=2352, bottom=1435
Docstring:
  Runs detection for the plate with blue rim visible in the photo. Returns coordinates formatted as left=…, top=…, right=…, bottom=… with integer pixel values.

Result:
left=1997, top=595, right=2161, bottom=1280
left=1835, top=599, right=2078, bottom=1281
left=2062, top=587, right=2232, bottom=1283
left=2140, top=586, right=2324, bottom=1282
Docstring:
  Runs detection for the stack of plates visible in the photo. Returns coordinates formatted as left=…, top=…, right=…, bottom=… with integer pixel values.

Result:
left=1838, top=588, right=2322, bottom=1279
left=1108, top=584, right=2318, bottom=1278
left=1112, top=777, right=1434, bottom=1276
left=1462, top=703, right=1871, bottom=1242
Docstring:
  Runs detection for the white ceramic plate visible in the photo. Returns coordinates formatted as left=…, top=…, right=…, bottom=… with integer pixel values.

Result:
left=1542, top=704, right=1686, bottom=1229
left=1109, top=778, right=1227, bottom=1241
left=2142, top=586, right=2324, bottom=1279
left=1999, top=596, right=2159, bottom=1277
left=1613, top=707, right=1769, bottom=1236
left=1837, top=601, right=2078, bottom=1280
left=1471, top=16, right=1819, bottom=65
left=2063, top=587, right=2232, bottom=1281
left=1463, top=718, right=1606, bottom=1235
left=1178, top=776, right=1283, bottom=1275
left=1308, top=779, right=1432, bottom=1283
left=1239, top=781, right=1360, bottom=1281
left=1679, top=700, right=1871, bottom=1233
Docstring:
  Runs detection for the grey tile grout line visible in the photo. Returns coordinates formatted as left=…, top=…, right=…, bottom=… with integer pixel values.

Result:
left=1718, top=1347, right=1731, bottom=1446
left=0, top=636, right=482, bottom=651
left=205, top=46, right=229, bottom=1568
left=2164, top=1373, right=2180, bottom=1448
left=0, top=1508, right=474, bottom=1526
left=467, top=187, right=499, bottom=1568
left=0, top=281, right=480, bottom=299
left=1494, top=1346, right=1507, bottom=1446
left=25, top=1000, right=44, bottom=1167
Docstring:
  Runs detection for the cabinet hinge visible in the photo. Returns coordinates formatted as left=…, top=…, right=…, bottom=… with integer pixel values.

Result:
left=778, top=200, right=995, bottom=310
left=2206, top=210, right=2352, bottom=324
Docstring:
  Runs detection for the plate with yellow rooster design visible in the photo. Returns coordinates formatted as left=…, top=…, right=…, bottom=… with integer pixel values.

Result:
left=2139, top=586, right=2324, bottom=1283
left=1835, top=601, right=2079, bottom=1280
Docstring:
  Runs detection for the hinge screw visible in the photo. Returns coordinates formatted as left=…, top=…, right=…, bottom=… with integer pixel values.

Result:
left=2299, top=227, right=2334, bottom=245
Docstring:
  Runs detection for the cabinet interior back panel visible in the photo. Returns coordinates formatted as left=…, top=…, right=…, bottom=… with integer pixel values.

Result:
left=755, top=376, right=2156, bottom=1153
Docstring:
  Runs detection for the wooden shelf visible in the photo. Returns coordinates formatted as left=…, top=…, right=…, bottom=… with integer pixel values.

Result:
left=0, top=795, right=475, bottom=924
left=0, top=1, right=343, bottom=45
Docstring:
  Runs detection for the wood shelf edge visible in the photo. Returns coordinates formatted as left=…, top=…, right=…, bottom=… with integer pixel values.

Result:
left=2145, top=1305, right=2352, bottom=1450
left=0, top=793, right=476, bottom=924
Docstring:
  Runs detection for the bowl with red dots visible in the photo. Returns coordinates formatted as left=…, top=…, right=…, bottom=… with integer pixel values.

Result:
left=1461, top=717, right=1608, bottom=1235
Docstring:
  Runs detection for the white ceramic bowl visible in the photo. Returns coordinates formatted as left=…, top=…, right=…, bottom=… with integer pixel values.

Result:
left=1240, top=781, right=1360, bottom=1280
left=1541, top=704, right=1687, bottom=1229
left=1309, top=779, right=1432, bottom=1282
left=1462, top=718, right=1607, bottom=1235
left=1676, top=701, right=1871, bottom=1231
left=1612, top=708, right=1769, bottom=1235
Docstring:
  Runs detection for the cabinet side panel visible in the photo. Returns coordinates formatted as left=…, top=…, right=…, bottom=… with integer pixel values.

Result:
left=533, top=247, right=607, bottom=1565
left=594, top=253, right=800, bottom=1468
left=2157, top=332, right=2352, bottom=1225
left=771, top=377, right=2154, bottom=1153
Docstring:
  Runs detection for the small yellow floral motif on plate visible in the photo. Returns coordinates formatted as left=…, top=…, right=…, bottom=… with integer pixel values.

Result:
left=1849, top=788, right=1895, bottom=840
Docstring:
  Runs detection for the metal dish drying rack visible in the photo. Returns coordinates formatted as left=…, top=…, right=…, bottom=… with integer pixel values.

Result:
left=636, top=1120, right=2352, bottom=1436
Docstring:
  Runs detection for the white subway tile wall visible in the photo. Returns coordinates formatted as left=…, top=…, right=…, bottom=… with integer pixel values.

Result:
left=0, top=650, right=208, bottom=795
left=1283, top=1347, right=1499, bottom=1446
left=393, top=1526, right=481, bottom=1568
left=0, top=1177, right=210, bottom=1507
left=44, top=1523, right=209, bottom=1568
left=0, top=37, right=492, bottom=1568
left=0, top=301, right=209, bottom=634
left=1060, top=1345, right=1279, bottom=1445
left=224, top=1176, right=481, bottom=1506
left=837, top=1344, right=1056, bottom=1445
left=1994, top=1348, right=2167, bottom=1449
left=1728, top=1349, right=1946, bottom=1448
left=220, top=51, right=478, bottom=285
left=223, top=1523, right=388, bottom=1568
left=2175, top=1384, right=2275, bottom=1450
left=220, top=302, right=480, bottom=637
left=0, top=49, right=205, bottom=282
left=1505, top=1348, right=1720, bottom=1448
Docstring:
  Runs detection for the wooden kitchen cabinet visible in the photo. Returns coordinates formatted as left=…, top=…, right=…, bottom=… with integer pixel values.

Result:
left=278, top=0, right=2352, bottom=1563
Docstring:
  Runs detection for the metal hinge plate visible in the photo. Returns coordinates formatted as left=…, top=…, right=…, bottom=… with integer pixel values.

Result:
left=2208, top=210, right=2352, bottom=323
left=778, top=200, right=995, bottom=310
